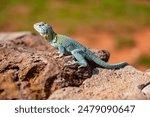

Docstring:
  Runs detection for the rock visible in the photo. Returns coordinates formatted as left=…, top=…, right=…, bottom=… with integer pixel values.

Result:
left=0, top=32, right=109, bottom=99
left=0, top=32, right=33, bottom=41
left=145, top=69, right=150, bottom=75
left=48, top=66, right=150, bottom=100
left=142, top=85, right=150, bottom=98
left=0, top=32, right=150, bottom=100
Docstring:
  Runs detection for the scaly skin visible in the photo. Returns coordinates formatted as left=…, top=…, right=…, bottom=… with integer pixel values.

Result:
left=33, top=22, right=128, bottom=68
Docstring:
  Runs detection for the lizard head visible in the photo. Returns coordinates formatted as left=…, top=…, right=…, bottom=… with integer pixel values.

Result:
left=33, top=22, right=53, bottom=41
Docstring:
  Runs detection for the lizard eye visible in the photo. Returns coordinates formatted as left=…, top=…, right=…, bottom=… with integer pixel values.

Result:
left=39, top=23, right=44, bottom=27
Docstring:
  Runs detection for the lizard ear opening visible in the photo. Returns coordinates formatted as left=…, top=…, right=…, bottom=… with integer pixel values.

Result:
left=45, top=25, right=53, bottom=34
left=46, top=24, right=52, bottom=30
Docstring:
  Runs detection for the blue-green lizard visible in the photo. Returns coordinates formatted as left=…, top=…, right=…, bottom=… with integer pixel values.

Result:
left=33, top=22, right=128, bottom=68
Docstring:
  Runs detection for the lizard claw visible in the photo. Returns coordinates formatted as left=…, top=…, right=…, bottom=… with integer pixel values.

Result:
left=78, top=65, right=87, bottom=68
left=54, top=53, right=64, bottom=59
left=58, top=53, right=64, bottom=58
left=64, top=60, right=79, bottom=66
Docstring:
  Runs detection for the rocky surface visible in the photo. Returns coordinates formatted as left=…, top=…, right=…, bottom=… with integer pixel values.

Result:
left=0, top=32, right=150, bottom=100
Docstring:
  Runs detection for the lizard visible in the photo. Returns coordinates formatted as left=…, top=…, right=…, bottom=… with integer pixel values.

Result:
left=33, top=22, right=128, bottom=69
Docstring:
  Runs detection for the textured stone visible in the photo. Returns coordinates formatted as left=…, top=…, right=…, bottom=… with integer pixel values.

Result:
left=0, top=32, right=109, bottom=99
left=142, top=85, right=150, bottom=98
left=0, top=32, right=150, bottom=100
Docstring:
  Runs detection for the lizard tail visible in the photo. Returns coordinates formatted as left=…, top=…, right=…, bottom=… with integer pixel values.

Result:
left=86, top=50, right=128, bottom=69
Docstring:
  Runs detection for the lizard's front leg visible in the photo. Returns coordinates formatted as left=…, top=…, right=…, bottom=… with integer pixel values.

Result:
left=65, top=49, right=88, bottom=68
left=57, top=45, right=65, bottom=57
left=51, top=43, right=65, bottom=58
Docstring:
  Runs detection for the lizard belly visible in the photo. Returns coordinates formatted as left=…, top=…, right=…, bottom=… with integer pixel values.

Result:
left=65, top=44, right=86, bottom=57
left=65, top=45, right=76, bottom=52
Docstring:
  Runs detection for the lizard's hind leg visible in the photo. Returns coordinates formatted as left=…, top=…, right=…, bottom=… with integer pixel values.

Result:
left=69, top=49, right=88, bottom=68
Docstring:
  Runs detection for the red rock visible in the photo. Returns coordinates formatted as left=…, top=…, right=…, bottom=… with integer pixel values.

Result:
left=0, top=32, right=149, bottom=100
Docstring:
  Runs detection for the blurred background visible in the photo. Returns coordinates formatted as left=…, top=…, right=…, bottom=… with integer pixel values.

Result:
left=0, top=0, right=150, bottom=71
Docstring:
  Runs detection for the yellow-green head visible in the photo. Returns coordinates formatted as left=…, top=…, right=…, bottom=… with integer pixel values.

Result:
left=33, top=22, right=55, bottom=42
